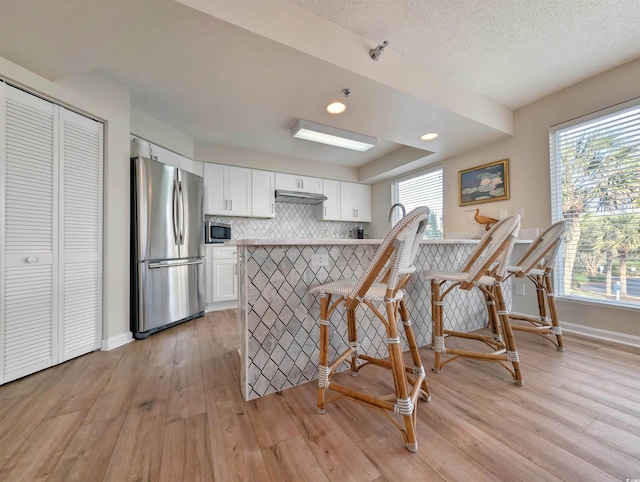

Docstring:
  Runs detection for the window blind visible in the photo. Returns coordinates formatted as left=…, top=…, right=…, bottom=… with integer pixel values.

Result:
left=550, top=100, right=640, bottom=307
left=391, top=168, right=443, bottom=239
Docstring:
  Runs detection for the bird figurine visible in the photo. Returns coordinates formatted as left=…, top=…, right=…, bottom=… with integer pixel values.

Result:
left=467, top=208, right=499, bottom=230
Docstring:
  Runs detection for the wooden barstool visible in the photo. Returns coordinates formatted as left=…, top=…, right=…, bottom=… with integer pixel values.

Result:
left=499, top=220, right=567, bottom=350
left=424, top=215, right=523, bottom=384
left=309, top=207, right=431, bottom=452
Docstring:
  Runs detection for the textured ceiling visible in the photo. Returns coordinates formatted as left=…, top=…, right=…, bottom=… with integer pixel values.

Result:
left=288, top=0, right=640, bottom=109
left=1, top=0, right=639, bottom=181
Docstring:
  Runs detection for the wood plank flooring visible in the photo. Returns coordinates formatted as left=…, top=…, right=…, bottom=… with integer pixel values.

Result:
left=1, top=309, right=639, bottom=481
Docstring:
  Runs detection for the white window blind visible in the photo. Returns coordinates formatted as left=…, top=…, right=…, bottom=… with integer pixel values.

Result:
left=391, top=168, right=443, bottom=239
left=550, top=100, right=640, bottom=308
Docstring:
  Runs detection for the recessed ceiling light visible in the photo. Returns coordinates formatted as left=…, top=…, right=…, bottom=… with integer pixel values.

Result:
left=326, top=102, right=346, bottom=114
left=421, top=132, right=439, bottom=141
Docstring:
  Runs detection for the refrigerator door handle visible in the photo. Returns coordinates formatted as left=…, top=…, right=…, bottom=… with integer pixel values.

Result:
left=178, top=181, right=186, bottom=245
left=172, top=179, right=180, bottom=245
left=148, top=259, right=204, bottom=269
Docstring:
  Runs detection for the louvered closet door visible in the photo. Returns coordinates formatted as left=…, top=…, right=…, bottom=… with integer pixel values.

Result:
left=59, top=109, right=102, bottom=361
left=1, top=84, right=58, bottom=383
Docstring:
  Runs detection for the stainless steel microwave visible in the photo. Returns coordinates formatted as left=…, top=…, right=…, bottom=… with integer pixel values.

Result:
left=205, top=221, right=231, bottom=244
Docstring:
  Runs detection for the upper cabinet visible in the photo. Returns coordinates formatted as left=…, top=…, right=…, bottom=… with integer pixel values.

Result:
left=340, top=182, right=372, bottom=222
left=204, top=163, right=251, bottom=216
left=251, top=170, right=275, bottom=218
left=275, top=173, right=323, bottom=194
left=321, top=179, right=341, bottom=221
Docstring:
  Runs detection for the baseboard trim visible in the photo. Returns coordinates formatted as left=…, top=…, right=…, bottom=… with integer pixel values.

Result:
left=510, top=312, right=640, bottom=348
left=560, top=321, right=640, bottom=348
left=101, top=332, right=134, bottom=351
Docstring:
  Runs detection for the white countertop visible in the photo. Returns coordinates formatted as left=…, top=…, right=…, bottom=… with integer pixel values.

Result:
left=224, top=238, right=513, bottom=246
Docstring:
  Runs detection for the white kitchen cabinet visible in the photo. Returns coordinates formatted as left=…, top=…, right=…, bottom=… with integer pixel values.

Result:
left=204, top=245, right=215, bottom=305
left=252, top=170, right=275, bottom=218
left=321, top=179, right=341, bottom=221
left=204, top=163, right=251, bottom=216
left=340, top=182, right=371, bottom=222
left=212, top=247, right=238, bottom=302
left=275, top=172, right=323, bottom=194
left=0, top=83, right=103, bottom=384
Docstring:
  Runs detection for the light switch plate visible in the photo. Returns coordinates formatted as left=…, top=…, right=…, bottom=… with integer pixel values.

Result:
left=515, top=283, right=525, bottom=296
left=515, top=208, right=525, bottom=219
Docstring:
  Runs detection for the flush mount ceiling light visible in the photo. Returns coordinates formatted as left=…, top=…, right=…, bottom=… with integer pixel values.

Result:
left=292, top=119, right=377, bottom=151
left=421, top=132, right=439, bottom=141
left=326, top=88, right=350, bottom=114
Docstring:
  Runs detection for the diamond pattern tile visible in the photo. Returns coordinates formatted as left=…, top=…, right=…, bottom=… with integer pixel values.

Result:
left=238, top=241, right=513, bottom=400
left=207, top=203, right=364, bottom=240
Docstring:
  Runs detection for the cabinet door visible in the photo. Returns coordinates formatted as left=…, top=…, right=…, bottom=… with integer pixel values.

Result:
left=339, top=182, right=371, bottom=222
left=339, top=182, right=356, bottom=221
left=213, top=258, right=237, bottom=302
left=228, top=166, right=252, bottom=216
left=299, top=175, right=323, bottom=194
left=1, top=84, right=57, bottom=383
left=354, top=183, right=372, bottom=222
left=252, top=170, right=275, bottom=218
left=321, top=179, right=341, bottom=221
left=275, top=172, right=302, bottom=191
left=59, top=109, right=103, bottom=361
left=204, top=163, right=227, bottom=215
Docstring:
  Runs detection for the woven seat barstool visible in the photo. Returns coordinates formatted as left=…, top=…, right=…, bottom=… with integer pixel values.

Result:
left=424, top=215, right=523, bottom=384
left=309, top=206, right=431, bottom=453
left=496, top=220, right=567, bottom=350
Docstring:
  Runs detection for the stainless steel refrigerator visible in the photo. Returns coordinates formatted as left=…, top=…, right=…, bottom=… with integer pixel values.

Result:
left=131, top=156, right=205, bottom=339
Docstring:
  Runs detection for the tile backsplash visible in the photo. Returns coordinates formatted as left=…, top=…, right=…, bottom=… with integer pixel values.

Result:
left=207, top=202, right=366, bottom=239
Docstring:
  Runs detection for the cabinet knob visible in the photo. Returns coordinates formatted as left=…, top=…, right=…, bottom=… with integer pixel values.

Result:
left=26, top=256, right=39, bottom=264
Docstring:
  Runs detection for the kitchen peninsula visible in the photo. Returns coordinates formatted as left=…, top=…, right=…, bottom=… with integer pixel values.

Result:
left=230, top=238, right=515, bottom=400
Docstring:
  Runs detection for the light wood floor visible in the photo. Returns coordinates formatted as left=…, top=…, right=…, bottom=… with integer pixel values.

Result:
left=1, top=309, right=639, bottom=481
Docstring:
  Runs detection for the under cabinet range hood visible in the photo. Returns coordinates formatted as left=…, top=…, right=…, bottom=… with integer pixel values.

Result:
left=275, top=190, right=328, bottom=205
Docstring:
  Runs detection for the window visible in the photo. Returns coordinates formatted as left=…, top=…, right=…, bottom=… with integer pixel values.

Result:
left=550, top=100, right=640, bottom=308
left=391, top=168, right=443, bottom=239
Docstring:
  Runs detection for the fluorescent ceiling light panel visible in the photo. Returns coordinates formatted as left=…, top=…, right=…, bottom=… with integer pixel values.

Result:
left=291, top=119, right=377, bottom=151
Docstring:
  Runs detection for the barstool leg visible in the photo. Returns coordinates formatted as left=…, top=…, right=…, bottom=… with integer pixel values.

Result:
left=347, top=307, right=359, bottom=374
left=545, top=273, right=564, bottom=351
left=399, top=300, right=430, bottom=400
left=385, top=300, right=418, bottom=452
left=485, top=288, right=502, bottom=343
left=431, top=281, right=444, bottom=373
left=317, top=293, right=330, bottom=413
left=495, top=283, right=523, bottom=385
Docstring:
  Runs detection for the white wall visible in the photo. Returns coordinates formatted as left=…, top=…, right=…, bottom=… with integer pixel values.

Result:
left=371, top=57, right=640, bottom=339
left=130, top=108, right=194, bottom=159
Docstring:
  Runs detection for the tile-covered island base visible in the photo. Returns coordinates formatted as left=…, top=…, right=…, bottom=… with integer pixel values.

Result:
left=232, top=239, right=513, bottom=401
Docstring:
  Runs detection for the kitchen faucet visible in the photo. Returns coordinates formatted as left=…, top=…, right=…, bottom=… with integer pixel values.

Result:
left=388, top=203, right=406, bottom=222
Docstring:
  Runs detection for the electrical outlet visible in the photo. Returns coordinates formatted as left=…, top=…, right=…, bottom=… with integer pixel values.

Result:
left=515, top=208, right=525, bottom=219
left=515, top=283, right=525, bottom=296
left=468, top=213, right=476, bottom=224
left=499, top=209, right=508, bottom=220
left=310, top=253, right=328, bottom=267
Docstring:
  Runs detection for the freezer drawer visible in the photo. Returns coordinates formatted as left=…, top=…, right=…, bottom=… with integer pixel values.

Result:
left=133, top=258, right=204, bottom=337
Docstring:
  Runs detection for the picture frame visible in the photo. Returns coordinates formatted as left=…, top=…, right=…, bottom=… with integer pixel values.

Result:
left=458, top=158, right=510, bottom=206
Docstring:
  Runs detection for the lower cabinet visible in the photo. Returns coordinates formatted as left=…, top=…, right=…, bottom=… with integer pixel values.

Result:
left=205, top=245, right=238, bottom=309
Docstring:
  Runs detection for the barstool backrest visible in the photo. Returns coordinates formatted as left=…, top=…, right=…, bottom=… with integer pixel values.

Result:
left=348, top=206, right=430, bottom=301
left=459, top=215, right=521, bottom=289
left=513, top=220, right=566, bottom=275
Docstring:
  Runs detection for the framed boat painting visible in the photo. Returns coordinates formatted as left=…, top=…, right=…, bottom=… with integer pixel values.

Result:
left=458, top=158, right=510, bottom=206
